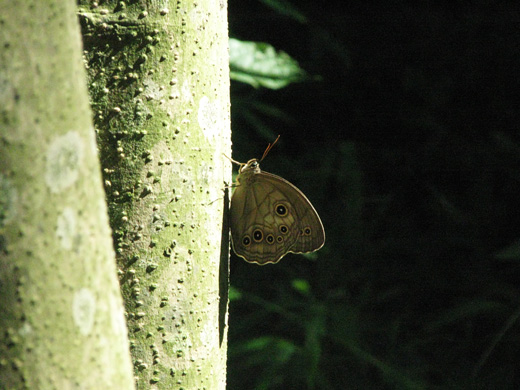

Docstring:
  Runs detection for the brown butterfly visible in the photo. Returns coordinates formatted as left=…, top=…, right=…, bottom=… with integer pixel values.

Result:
left=229, top=136, right=325, bottom=265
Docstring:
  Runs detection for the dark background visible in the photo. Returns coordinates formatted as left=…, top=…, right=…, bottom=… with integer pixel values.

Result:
left=227, top=1, right=520, bottom=389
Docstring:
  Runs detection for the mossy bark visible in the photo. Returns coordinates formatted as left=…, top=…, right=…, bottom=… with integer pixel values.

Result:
left=78, top=1, right=231, bottom=388
left=0, top=1, right=135, bottom=389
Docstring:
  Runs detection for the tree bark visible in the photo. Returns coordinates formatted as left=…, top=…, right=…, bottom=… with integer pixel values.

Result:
left=0, top=1, right=135, bottom=389
left=78, top=1, right=231, bottom=388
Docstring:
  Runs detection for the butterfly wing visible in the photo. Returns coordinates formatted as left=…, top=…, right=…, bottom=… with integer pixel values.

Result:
left=261, top=172, right=325, bottom=255
left=230, top=171, right=325, bottom=265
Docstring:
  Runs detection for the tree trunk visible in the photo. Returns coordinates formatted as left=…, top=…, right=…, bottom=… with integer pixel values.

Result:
left=0, top=1, right=135, bottom=389
left=78, top=1, right=231, bottom=388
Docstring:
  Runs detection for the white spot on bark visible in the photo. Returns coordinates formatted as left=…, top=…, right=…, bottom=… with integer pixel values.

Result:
left=142, top=79, right=164, bottom=101
left=199, top=305, right=218, bottom=353
left=45, top=131, right=84, bottom=193
left=109, top=293, right=127, bottom=336
left=73, top=288, right=96, bottom=335
left=56, top=207, right=76, bottom=250
left=181, top=79, right=193, bottom=104
left=198, top=96, right=219, bottom=139
left=18, top=321, right=32, bottom=336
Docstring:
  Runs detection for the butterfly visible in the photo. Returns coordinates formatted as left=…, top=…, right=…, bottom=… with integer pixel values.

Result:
left=229, top=136, right=325, bottom=265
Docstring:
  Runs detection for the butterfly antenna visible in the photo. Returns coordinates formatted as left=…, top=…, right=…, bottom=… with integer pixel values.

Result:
left=260, top=135, right=280, bottom=162
left=223, top=153, right=242, bottom=166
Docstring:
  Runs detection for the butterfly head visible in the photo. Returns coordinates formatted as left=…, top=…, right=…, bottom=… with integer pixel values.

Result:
left=233, top=135, right=279, bottom=182
left=240, top=159, right=261, bottom=174
left=237, top=159, right=261, bottom=184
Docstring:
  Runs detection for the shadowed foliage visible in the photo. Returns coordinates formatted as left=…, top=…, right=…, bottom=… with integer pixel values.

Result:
left=227, top=1, right=520, bottom=389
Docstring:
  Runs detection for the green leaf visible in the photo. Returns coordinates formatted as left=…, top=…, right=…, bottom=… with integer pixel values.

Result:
left=229, top=38, right=307, bottom=89
left=291, top=279, right=311, bottom=295
left=229, top=286, right=242, bottom=301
